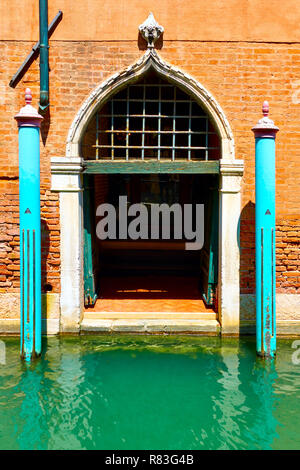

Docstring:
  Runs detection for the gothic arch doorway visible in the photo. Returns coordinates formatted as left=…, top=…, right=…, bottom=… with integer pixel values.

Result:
left=51, top=49, right=244, bottom=334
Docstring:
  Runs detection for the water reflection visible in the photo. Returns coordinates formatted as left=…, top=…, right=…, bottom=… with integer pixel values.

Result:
left=0, top=336, right=299, bottom=450
left=45, top=339, right=87, bottom=450
left=213, top=342, right=279, bottom=449
left=214, top=343, right=247, bottom=449
left=16, top=361, right=44, bottom=449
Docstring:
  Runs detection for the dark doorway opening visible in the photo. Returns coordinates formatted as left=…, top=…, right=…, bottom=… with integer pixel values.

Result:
left=83, top=173, right=218, bottom=313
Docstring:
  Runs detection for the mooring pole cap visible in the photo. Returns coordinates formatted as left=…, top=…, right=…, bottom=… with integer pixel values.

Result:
left=252, top=101, right=279, bottom=139
left=14, top=88, right=44, bottom=128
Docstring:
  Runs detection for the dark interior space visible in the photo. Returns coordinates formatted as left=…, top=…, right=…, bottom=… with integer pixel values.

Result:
left=83, top=173, right=218, bottom=311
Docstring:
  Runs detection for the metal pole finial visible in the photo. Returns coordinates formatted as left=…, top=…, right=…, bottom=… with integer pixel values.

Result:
left=14, top=89, right=43, bottom=128
left=252, top=100, right=279, bottom=139
left=25, top=88, right=32, bottom=105
left=262, top=100, right=269, bottom=117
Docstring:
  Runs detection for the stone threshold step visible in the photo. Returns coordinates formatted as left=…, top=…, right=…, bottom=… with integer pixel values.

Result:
left=80, top=318, right=220, bottom=334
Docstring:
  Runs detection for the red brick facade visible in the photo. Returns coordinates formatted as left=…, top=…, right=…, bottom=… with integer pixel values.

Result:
left=0, top=39, right=300, bottom=299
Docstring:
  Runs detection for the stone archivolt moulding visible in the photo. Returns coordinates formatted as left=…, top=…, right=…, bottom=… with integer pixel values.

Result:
left=64, top=48, right=236, bottom=163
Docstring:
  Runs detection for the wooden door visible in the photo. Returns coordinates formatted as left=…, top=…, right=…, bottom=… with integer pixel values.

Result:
left=83, top=174, right=98, bottom=306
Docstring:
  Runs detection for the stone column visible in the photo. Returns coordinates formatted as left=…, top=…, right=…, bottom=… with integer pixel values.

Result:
left=219, top=160, right=244, bottom=334
left=51, top=157, right=84, bottom=333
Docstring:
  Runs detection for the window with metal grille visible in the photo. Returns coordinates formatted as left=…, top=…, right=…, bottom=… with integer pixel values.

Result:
left=82, top=71, right=220, bottom=161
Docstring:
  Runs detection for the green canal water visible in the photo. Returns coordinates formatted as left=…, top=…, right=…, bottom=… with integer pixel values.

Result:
left=0, top=335, right=299, bottom=450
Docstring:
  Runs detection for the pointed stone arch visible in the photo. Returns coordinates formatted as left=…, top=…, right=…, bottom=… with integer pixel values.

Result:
left=66, top=49, right=235, bottom=160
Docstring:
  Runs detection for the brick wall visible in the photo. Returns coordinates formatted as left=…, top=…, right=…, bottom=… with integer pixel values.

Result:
left=276, top=218, right=300, bottom=294
left=40, top=187, right=60, bottom=293
left=0, top=40, right=300, bottom=299
left=0, top=180, right=19, bottom=292
left=0, top=180, right=60, bottom=294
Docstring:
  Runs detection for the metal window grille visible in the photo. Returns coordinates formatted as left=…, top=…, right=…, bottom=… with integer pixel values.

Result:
left=82, top=76, right=220, bottom=161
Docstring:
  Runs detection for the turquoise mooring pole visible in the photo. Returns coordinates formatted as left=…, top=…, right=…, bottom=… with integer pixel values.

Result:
left=252, top=102, right=279, bottom=358
left=15, top=89, right=43, bottom=361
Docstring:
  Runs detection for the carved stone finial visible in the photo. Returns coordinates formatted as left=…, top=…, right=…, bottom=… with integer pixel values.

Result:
left=139, top=12, right=164, bottom=48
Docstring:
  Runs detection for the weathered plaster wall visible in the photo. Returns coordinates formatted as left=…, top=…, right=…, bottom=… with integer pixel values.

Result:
left=0, top=1, right=300, bottom=326
left=1, top=0, right=300, bottom=42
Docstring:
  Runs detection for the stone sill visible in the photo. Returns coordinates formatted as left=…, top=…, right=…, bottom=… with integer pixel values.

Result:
left=80, top=319, right=221, bottom=335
